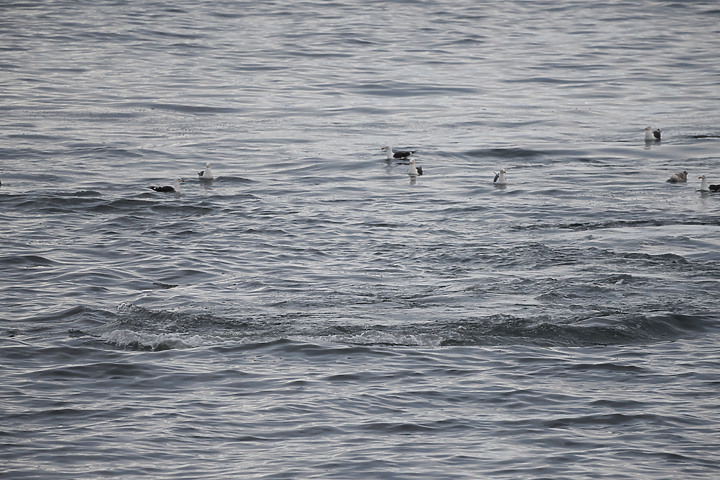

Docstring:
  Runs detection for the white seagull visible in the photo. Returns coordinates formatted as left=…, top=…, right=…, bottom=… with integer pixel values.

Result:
left=493, top=169, right=507, bottom=185
left=198, top=163, right=214, bottom=181
left=408, top=158, right=423, bottom=178
left=645, top=126, right=661, bottom=142
left=698, top=175, right=720, bottom=192
left=382, top=145, right=415, bottom=160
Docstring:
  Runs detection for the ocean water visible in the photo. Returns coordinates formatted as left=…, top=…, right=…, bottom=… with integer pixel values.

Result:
left=2, top=0, right=720, bottom=478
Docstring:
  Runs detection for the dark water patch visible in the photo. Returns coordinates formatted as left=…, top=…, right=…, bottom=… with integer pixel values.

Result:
left=68, top=143, right=145, bottom=158
left=34, top=197, right=106, bottom=213
left=56, top=190, right=103, bottom=198
left=350, top=81, right=478, bottom=97
left=137, top=28, right=206, bottom=42
left=690, top=134, right=720, bottom=139
left=438, top=313, right=715, bottom=347
left=123, top=102, right=240, bottom=115
left=620, top=251, right=689, bottom=265
left=541, top=412, right=678, bottom=429
left=30, top=305, right=116, bottom=327
left=464, top=147, right=554, bottom=159
left=6, top=133, right=67, bottom=142
left=568, top=362, right=648, bottom=374
left=148, top=203, right=214, bottom=217
left=87, top=198, right=155, bottom=214
left=518, top=217, right=720, bottom=232
left=0, top=254, right=57, bottom=267
left=29, top=361, right=153, bottom=381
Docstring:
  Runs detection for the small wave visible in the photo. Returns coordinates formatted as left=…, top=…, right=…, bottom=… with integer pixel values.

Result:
left=440, top=313, right=715, bottom=347
left=57, top=190, right=103, bottom=197
left=5, top=193, right=105, bottom=213
left=516, top=217, right=720, bottom=232
left=104, top=302, right=717, bottom=351
left=0, top=254, right=57, bottom=267
left=102, top=329, right=210, bottom=351
left=464, top=147, right=555, bottom=159
left=620, top=251, right=690, bottom=265
left=350, top=81, right=478, bottom=97
left=123, top=101, right=240, bottom=114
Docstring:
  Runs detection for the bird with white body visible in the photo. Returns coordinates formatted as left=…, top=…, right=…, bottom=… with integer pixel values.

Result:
left=698, top=175, right=720, bottom=192
left=382, top=145, right=415, bottom=160
left=408, top=158, right=423, bottom=178
left=198, top=163, right=214, bottom=181
left=645, top=126, right=661, bottom=142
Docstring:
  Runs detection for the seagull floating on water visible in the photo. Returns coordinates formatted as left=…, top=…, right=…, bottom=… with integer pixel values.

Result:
left=698, top=175, right=720, bottom=192
left=382, top=145, right=415, bottom=160
left=667, top=171, right=688, bottom=183
left=198, top=163, right=214, bottom=181
left=408, top=158, right=423, bottom=178
left=149, top=178, right=185, bottom=193
left=493, top=169, right=507, bottom=185
left=645, top=126, right=661, bottom=142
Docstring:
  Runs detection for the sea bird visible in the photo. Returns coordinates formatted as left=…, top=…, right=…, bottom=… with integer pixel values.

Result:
left=645, top=126, right=661, bottom=142
left=149, top=178, right=185, bottom=193
left=698, top=175, right=720, bottom=192
left=493, top=169, right=507, bottom=185
left=667, top=171, right=688, bottom=183
left=382, top=145, right=415, bottom=160
left=198, top=163, right=214, bottom=181
left=408, top=158, right=423, bottom=178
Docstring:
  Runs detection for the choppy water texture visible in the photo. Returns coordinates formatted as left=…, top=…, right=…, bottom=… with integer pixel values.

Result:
left=2, top=1, right=720, bottom=479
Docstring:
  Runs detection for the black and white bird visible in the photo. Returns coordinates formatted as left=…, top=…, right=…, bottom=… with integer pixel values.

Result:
left=698, top=175, right=720, bottom=192
left=197, top=163, right=214, bottom=181
left=645, top=126, right=661, bottom=142
left=408, top=158, right=423, bottom=178
left=382, top=145, right=415, bottom=160
left=667, top=171, right=688, bottom=183
left=493, top=169, right=507, bottom=185
left=149, top=178, right=184, bottom=193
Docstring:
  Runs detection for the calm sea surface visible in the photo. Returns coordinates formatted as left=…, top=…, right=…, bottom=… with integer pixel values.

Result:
left=2, top=1, right=720, bottom=478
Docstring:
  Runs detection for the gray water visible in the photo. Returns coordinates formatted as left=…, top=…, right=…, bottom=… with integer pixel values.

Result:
left=2, top=1, right=720, bottom=478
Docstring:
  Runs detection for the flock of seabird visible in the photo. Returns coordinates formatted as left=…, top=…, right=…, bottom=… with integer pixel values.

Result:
left=382, top=127, right=718, bottom=192
left=0, top=128, right=716, bottom=194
